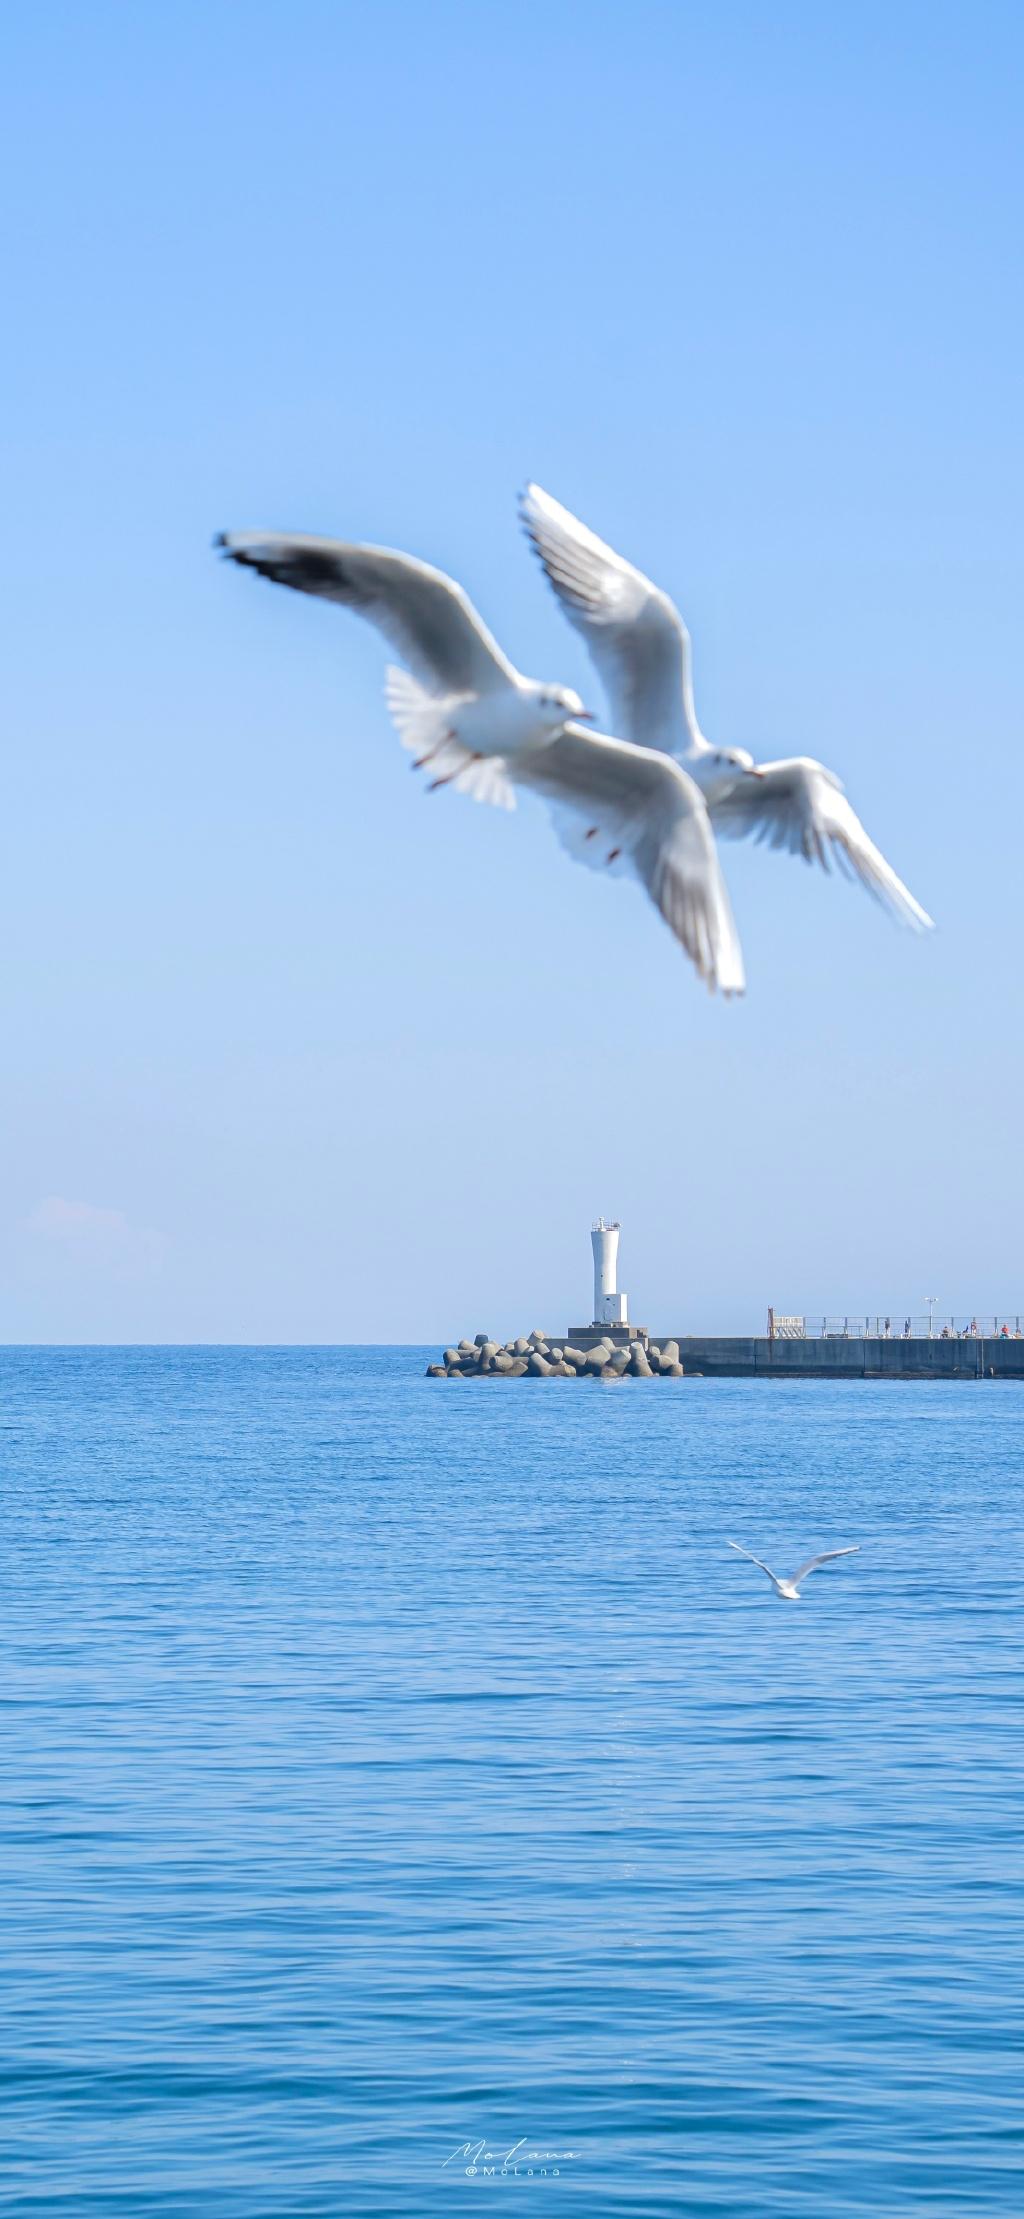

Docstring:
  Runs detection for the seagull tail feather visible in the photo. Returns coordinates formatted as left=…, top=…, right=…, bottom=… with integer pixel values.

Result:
left=384, top=667, right=516, bottom=811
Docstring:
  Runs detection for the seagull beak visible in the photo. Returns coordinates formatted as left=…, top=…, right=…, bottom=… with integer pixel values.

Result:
left=575, top=708, right=595, bottom=722
left=745, top=764, right=766, bottom=778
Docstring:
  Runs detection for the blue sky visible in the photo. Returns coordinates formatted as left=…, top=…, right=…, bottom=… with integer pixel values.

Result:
left=2, top=1, right=1022, bottom=1341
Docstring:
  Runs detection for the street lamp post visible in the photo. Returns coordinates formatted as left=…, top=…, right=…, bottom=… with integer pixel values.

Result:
left=925, top=1296, right=938, bottom=1338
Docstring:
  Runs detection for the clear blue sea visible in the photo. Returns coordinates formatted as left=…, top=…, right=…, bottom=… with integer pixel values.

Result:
left=3, top=1349, right=1021, bottom=2216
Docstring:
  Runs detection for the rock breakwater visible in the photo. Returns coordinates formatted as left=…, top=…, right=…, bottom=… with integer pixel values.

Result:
left=426, top=1332, right=684, bottom=1380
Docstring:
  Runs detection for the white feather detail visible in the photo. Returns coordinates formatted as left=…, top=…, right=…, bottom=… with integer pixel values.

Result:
left=384, top=666, right=516, bottom=811
left=547, top=804, right=633, bottom=875
left=385, top=664, right=455, bottom=753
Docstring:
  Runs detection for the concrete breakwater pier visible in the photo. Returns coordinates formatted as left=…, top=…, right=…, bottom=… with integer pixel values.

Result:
left=672, top=1333, right=1024, bottom=1379
left=426, top=1328, right=1024, bottom=1381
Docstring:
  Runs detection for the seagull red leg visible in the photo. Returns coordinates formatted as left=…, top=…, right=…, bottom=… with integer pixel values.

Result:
left=428, top=753, right=482, bottom=793
left=413, top=732, right=455, bottom=771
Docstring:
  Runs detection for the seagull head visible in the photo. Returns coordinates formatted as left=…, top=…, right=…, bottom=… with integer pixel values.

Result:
left=537, top=683, right=592, bottom=729
left=716, top=747, right=762, bottom=777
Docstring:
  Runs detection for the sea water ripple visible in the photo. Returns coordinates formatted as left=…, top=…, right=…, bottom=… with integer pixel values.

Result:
left=2, top=1350, right=1021, bottom=2215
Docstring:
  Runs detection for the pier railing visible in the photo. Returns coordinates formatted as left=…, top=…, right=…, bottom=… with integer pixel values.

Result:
left=769, top=1312, right=1023, bottom=1341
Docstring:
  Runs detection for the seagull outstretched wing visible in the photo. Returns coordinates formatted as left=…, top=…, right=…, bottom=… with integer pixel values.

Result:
left=727, top=1540, right=778, bottom=1584
left=519, top=483, right=703, bottom=755
left=516, top=723, right=745, bottom=995
left=789, top=1546, right=861, bottom=1584
left=710, top=761, right=933, bottom=931
left=216, top=531, right=518, bottom=697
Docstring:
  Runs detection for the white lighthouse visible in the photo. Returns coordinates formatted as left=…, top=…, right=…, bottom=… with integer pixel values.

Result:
left=591, top=1218, right=628, bottom=1326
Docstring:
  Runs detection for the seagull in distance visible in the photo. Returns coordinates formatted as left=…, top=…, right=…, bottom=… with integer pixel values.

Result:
left=519, top=484, right=933, bottom=932
left=217, top=528, right=745, bottom=993
left=727, top=1539, right=861, bottom=1600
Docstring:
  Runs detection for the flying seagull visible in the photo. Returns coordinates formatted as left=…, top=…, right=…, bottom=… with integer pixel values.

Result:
left=519, top=485, right=933, bottom=931
left=727, top=1539, right=861, bottom=1601
left=216, top=529, right=745, bottom=993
